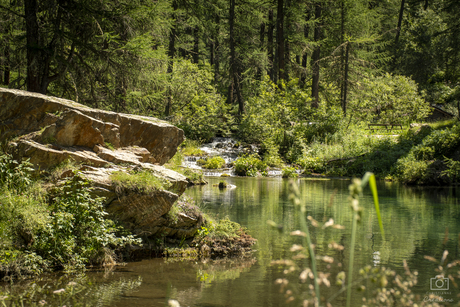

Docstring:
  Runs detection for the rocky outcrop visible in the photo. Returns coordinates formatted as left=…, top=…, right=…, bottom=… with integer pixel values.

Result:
left=0, top=88, right=203, bottom=239
left=0, top=88, right=183, bottom=165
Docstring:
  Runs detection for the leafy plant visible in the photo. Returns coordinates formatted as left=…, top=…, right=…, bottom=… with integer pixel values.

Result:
left=180, top=140, right=205, bottom=156
left=441, top=157, right=460, bottom=182
left=234, top=154, right=268, bottom=177
left=350, top=73, right=430, bottom=125
left=201, top=156, right=226, bottom=169
left=0, top=154, right=34, bottom=193
left=281, top=167, right=298, bottom=178
left=35, top=174, right=142, bottom=270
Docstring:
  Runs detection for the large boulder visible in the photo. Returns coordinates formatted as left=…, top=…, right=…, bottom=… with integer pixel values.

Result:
left=0, top=88, right=183, bottom=165
left=0, top=88, right=202, bottom=239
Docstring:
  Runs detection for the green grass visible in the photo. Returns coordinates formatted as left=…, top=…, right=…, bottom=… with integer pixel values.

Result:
left=180, top=140, right=205, bottom=156
left=110, top=170, right=170, bottom=193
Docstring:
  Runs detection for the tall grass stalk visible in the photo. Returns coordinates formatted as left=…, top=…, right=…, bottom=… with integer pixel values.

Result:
left=289, top=182, right=320, bottom=306
left=346, top=172, right=384, bottom=307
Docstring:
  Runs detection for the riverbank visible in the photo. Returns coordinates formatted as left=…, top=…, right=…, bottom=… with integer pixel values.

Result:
left=0, top=154, right=256, bottom=280
left=180, top=119, right=460, bottom=186
left=0, top=89, right=255, bottom=281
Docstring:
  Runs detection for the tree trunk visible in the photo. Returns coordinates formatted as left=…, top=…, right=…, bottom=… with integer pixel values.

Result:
left=229, top=0, right=243, bottom=115
left=193, top=26, right=199, bottom=64
left=284, top=0, right=291, bottom=82
left=301, top=10, right=310, bottom=87
left=393, top=0, right=405, bottom=67
left=256, top=21, right=265, bottom=80
left=165, top=0, right=178, bottom=117
left=25, top=0, right=42, bottom=93
left=268, top=9, right=274, bottom=81
left=2, top=46, right=10, bottom=86
left=340, top=0, right=345, bottom=107
left=277, top=0, right=285, bottom=82
left=342, top=42, right=350, bottom=115
left=214, top=15, right=220, bottom=84
left=228, top=0, right=236, bottom=105
left=311, top=2, right=322, bottom=108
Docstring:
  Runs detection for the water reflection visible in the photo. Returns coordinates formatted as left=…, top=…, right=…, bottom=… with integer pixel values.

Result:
left=4, top=177, right=459, bottom=306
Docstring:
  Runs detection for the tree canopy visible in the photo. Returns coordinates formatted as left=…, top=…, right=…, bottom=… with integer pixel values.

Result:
left=1, top=0, right=459, bottom=139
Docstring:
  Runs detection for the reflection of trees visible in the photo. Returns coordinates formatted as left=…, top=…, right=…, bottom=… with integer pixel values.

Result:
left=185, top=177, right=460, bottom=304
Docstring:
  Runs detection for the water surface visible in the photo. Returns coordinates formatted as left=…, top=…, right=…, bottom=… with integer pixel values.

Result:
left=99, top=177, right=460, bottom=306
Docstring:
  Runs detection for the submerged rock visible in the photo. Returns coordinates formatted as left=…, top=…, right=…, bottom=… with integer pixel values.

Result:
left=0, top=88, right=203, bottom=240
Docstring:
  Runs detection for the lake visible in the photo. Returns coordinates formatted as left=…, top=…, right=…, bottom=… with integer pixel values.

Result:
left=4, top=177, right=460, bottom=306
left=105, top=177, right=460, bottom=306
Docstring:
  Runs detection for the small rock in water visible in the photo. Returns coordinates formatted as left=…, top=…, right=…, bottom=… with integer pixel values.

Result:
left=168, top=299, right=181, bottom=307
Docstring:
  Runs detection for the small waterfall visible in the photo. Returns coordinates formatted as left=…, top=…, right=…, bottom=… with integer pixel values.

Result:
left=182, top=137, right=254, bottom=177
left=182, top=137, right=299, bottom=177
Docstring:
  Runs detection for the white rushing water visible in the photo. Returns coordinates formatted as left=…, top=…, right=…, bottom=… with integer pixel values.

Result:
left=182, top=137, right=256, bottom=176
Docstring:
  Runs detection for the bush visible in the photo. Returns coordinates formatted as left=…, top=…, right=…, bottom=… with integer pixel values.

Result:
left=282, top=167, right=299, bottom=178
left=350, top=73, right=430, bottom=125
left=239, top=78, right=341, bottom=163
left=201, top=156, right=226, bottom=169
left=298, top=157, right=325, bottom=173
left=441, top=157, right=460, bottom=183
left=35, top=175, right=141, bottom=270
left=394, top=157, right=429, bottom=184
left=0, top=154, right=34, bottom=193
left=234, top=155, right=268, bottom=177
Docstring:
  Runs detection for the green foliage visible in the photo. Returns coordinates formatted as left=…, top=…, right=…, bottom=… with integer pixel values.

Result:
left=281, top=167, right=298, bottom=178
left=394, top=157, right=429, bottom=185
left=234, top=155, right=268, bottom=177
left=0, top=154, right=34, bottom=193
left=180, top=140, right=205, bottom=156
left=110, top=170, right=169, bottom=194
left=298, top=157, right=325, bottom=173
left=200, top=156, right=226, bottom=169
left=197, top=218, right=244, bottom=240
left=350, top=74, right=431, bottom=125
left=35, top=175, right=141, bottom=270
left=441, top=157, right=460, bottom=182
left=0, top=158, right=141, bottom=277
left=239, top=78, right=341, bottom=164
left=169, top=61, right=234, bottom=142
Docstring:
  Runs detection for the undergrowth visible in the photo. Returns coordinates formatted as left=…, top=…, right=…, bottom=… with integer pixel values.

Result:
left=0, top=155, right=142, bottom=279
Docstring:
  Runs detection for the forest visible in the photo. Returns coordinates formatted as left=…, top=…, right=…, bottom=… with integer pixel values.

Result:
left=1, top=0, right=460, bottom=182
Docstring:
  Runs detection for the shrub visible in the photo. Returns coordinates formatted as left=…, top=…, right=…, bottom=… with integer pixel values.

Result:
left=282, top=167, right=299, bottom=178
left=180, top=140, right=205, bottom=156
left=35, top=175, right=141, bottom=270
left=0, top=154, right=34, bottom=193
left=441, top=157, right=460, bottom=183
left=239, top=78, right=341, bottom=163
left=202, top=156, right=226, bottom=169
left=234, top=155, right=268, bottom=177
left=394, top=157, right=429, bottom=184
left=350, top=73, right=430, bottom=125
left=298, top=157, right=325, bottom=173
